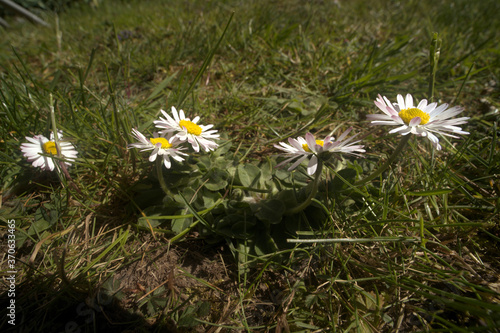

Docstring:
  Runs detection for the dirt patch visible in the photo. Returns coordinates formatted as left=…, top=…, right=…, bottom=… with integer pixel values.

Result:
left=111, top=238, right=243, bottom=331
left=108, top=236, right=299, bottom=332
left=115, top=237, right=233, bottom=290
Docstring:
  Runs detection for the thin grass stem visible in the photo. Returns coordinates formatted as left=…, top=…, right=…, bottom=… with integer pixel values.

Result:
left=287, top=237, right=420, bottom=244
left=428, top=32, right=442, bottom=102
left=355, top=135, right=411, bottom=187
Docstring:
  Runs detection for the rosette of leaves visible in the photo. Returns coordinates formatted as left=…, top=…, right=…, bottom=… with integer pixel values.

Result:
left=130, top=142, right=364, bottom=263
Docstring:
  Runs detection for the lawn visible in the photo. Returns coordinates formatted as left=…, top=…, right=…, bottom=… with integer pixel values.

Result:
left=1, top=0, right=499, bottom=332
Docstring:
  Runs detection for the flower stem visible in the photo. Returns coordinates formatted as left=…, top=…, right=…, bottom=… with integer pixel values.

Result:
left=49, top=94, right=60, bottom=157
left=285, top=160, right=323, bottom=215
left=428, top=32, right=442, bottom=102
left=155, top=158, right=171, bottom=196
left=355, top=135, right=411, bottom=186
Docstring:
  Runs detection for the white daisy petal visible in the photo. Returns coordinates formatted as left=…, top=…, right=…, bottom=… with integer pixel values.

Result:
left=368, top=93, right=469, bottom=150
left=307, top=155, right=318, bottom=175
left=154, top=106, right=219, bottom=152
left=275, top=142, right=295, bottom=154
left=172, top=107, right=181, bottom=123
left=178, top=108, right=185, bottom=121
left=275, top=130, right=365, bottom=175
left=163, top=156, right=172, bottom=169
left=409, top=117, right=422, bottom=126
left=275, top=156, right=298, bottom=170
left=305, top=133, right=318, bottom=153
left=149, top=147, right=159, bottom=162
left=288, top=155, right=309, bottom=172
left=366, top=114, right=392, bottom=121
left=289, top=137, right=305, bottom=152
left=397, top=94, right=406, bottom=109
left=335, top=127, right=352, bottom=142
left=32, top=156, right=45, bottom=168
left=405, top=94, right=413, bottom=109
left=422, top=102, right=438, bottom=114
left=129, top=129, right=187, bottom=169
left=171, top=153, right=185, bottom=162
left=428, top=103, right=448, bottom=117
left=417, top=99, right=428, bottom=110
left=46, top=158, right=55, bottom=171
left=427, top=132, right=440, bottom=144
left=190, top=136, right=201, bottom=152
left=388, top=125, right=408, bottom=134
left=433, top=106, right=463, bottom=120
left=391, top=115, right=405, bottom=124
left=21, top=131, right=78, bottom=171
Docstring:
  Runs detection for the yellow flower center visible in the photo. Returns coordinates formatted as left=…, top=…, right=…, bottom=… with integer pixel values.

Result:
left=302, top=140, right=324, bottom=152
left=43, top=141, right=58, bottom=155
left=398, top=108, right=430, bottom=125
left=179, top=119, right=202, bottom=136
left=150, top=137, right=173, bottom=149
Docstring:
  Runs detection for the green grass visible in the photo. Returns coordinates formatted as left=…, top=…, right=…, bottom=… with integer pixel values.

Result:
left=1, top=0, right=500, bottom=332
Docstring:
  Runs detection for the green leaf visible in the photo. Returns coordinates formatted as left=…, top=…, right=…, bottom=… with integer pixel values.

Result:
left=204, top=168, right=229, bottom=191
left=254, top=233, right=278, bottom=256
left=276, top=189, right=299, bottom=210
left=328, top=168, right=357, bottom=193
left=286, top=99, right=308, bottom=115
left=215, top=214, right=255, bottom=239
left=259, top=158, right=275, bottom=188
left=253, top=199, right=285, bottom=224
left=174, top=187, right=197, bottom=207
left=30, top=210, right=51, bottom=235
left=236, top=241, right=251, bottom=274
left=35, top=205, right=58, bottom=227
left=132, top=183, right=165, bottom=209
left=172, top=216, right=193, bottom=234
left=237, top=164, right=261, bottom=188
left=202, top=188, right=222, bottom=207
left=177, top=301, right=210, bottom=327
left=231, top=220, right=256, bottom=238
left=138, top=217, right=161, bottom=229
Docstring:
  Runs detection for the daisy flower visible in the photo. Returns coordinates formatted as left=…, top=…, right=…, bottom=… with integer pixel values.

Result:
left=128, top=129, right=187, bottom=169
left=274, top=128, right=365, bottom=175
left=153, top=106, right=219, bottom=152
left=20, top=131, right=78, bottom=171
left=367, top=93, right=469, bottom=150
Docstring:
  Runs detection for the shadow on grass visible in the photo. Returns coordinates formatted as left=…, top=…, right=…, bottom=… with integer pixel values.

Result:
left=0, top=272, right=176, bottom=333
